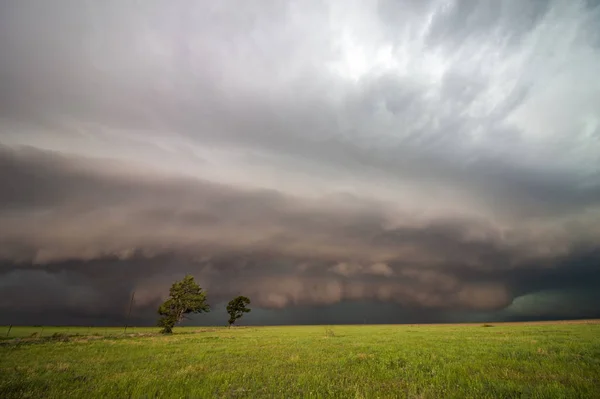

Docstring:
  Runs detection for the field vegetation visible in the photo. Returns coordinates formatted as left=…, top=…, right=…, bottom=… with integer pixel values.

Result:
left=1, top=322, right=599, bottom=398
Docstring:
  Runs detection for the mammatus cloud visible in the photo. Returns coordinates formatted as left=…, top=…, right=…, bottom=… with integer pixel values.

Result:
left=1, top=0, right=599, bottom=324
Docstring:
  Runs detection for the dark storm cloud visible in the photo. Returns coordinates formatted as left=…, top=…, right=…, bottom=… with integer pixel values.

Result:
left=1, top=146, right=599, bottom=324
left=1, top=0, right=600, bottom=324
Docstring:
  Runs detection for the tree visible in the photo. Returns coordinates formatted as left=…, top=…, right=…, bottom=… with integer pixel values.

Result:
left=157, top=275, right=210, bottom=334
left=226, top=296, right=251, bottom=327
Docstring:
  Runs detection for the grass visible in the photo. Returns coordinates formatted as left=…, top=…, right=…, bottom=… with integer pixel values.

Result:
left=1, top=322, right=599, bottom=398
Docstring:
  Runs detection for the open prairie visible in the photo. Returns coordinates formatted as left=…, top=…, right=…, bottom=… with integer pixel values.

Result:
left=1, top=322, right=599, bottom=398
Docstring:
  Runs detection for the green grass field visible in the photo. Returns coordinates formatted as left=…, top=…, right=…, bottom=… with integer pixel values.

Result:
left=1, top=322, right=599, bottom=398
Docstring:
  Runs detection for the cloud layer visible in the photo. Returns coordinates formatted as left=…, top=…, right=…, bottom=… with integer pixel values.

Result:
left=1, top=0, right=600, bottom=324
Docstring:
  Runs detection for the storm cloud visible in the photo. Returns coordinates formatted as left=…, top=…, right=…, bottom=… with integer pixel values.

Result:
left=1, top=0, right=600, bottom=325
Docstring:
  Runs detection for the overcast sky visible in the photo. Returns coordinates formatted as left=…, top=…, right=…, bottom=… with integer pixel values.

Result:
left=1, top=0, right=600, bottom=326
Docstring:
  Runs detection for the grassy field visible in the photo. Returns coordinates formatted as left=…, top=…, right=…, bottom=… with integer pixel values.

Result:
left=1, top=322, right=599, bottom=398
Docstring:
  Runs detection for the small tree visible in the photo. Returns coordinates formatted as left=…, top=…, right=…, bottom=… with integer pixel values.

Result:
left=157, top=275, right=210, bottom=334
left=226, top=296, right=251, bottom=327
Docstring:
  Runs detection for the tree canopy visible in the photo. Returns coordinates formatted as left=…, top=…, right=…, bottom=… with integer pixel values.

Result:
left=226, top=296, right=251, bottom=327
left=157, top=275, right=210, bottom=333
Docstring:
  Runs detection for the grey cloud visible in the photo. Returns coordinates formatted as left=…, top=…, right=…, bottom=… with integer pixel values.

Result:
left=3, top=146, right=590, bottom=269
left=0, top=146, right=599, bottom=324
left=1, top=0, right=600, bottom=324
left=330, top=262, right=394, bottom=277
left=2, top=1, right=598, bottom=183
left=425, top=0, right=552, bottom=49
